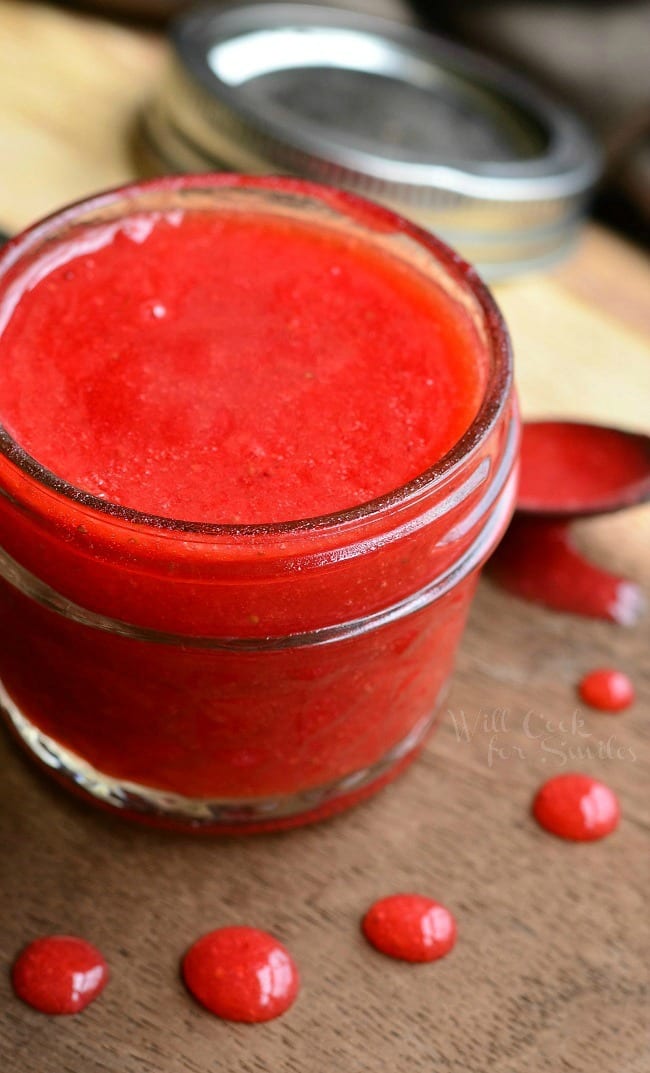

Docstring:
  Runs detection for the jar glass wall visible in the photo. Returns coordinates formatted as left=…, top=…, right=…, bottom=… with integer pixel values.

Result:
left=0, top=176, right=518, bottom=831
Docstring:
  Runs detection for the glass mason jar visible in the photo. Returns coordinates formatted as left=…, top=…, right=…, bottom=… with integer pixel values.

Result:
left=0, top=176, right=518, bottom=832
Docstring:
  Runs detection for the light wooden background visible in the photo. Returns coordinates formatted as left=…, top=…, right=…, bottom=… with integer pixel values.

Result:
left=0, top=3, right=648, bottom=1072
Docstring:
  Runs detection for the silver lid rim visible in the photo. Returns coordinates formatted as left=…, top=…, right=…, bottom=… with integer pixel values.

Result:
left=138, top=105, right=585, bottom=282
left=170, top=2, right=602, bottom=205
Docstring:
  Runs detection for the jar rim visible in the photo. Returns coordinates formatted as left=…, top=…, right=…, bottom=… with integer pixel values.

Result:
left=0, top=173, right=512, bottom=538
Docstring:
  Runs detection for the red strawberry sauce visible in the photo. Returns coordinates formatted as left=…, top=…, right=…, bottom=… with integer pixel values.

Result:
left=0, top=177, right=516, bottom=823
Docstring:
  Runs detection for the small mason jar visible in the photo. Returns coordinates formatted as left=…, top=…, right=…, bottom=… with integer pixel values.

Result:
left=0, top=176, right=518, bottom=832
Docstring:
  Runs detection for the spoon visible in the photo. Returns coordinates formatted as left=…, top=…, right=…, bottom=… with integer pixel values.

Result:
left=516, top=420, right=650, bottom=517
left=490, top=419, right=649, bottom=625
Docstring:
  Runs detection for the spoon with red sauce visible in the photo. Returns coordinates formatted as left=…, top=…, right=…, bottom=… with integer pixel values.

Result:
left=517, top=421, right=650, bottom=517
left=491, top=420, right=650, bottom=624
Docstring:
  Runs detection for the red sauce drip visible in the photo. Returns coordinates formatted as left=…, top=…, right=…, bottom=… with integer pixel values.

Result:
left=182, top=926, right=299, bottom=1022
left=518, top=421, right=650, bottom=515
left=579, top=668, right=635, bottom=712
left=11, top=935, right=109, bottom=1015
left=362, top=894, right=457, bottom=962
left=532, top=773, right=620, bottom=841
left=490, top=517, right=644, bottom=625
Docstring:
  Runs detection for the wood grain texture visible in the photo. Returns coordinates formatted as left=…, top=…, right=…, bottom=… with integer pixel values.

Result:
left=0, top=4, right=648, bottom=1071
left=0, top=0, right=163, bottom=233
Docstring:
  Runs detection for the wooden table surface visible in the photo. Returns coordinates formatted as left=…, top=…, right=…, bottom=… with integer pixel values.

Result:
left=0, top=4, right=648, bottom=1071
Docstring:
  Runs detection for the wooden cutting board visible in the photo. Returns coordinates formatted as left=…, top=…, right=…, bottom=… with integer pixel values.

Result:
left=0, top=4, right=648, bottom=1072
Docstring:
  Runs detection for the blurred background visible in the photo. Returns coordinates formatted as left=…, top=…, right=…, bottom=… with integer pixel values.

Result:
left=14, top=0, right=647, bottom=246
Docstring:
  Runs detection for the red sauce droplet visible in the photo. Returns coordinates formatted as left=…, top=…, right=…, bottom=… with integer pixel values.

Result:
left=532, top=773, right=620, bottom=841
left=362, top=894, right=457, bottom=962
left=579, top=668, right=635, bottom=712
left=490, top=517, right=644, bottom=625
left=518, top=421, right=650, bottom=515
left=182, top=926, right=299, bottom=1022
left=11, top=935, right=109, bottom=1015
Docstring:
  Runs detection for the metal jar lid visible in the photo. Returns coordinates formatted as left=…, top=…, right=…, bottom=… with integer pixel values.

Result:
left=143, top=3, right=602, bottom=279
